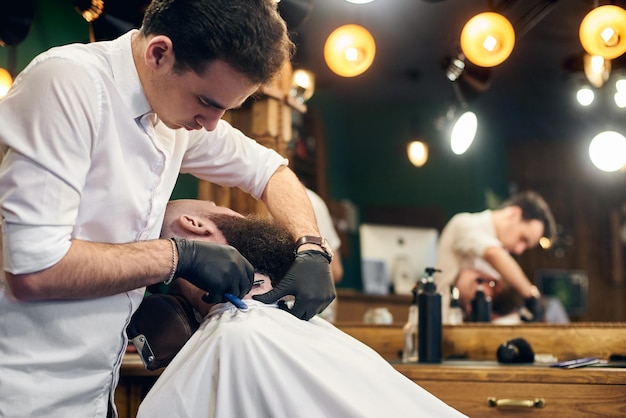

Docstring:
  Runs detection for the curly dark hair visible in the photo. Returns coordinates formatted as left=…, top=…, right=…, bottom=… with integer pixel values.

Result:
left=208, top=213, right=295, bottom=286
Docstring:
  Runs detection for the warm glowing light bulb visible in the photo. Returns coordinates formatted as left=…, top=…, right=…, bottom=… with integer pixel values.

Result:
left=579, top=5, right=626, bottom=59
left=324, top=24, right=376, bottom=77
left=460, top=12, right=515, bottom=67
left=583, top=54, right=610, bottom=88
left=290, top=69, right=315, bottom=103
left=407, top=141, right=429, bottom=167
left=539, top=237, right=552, bottom=250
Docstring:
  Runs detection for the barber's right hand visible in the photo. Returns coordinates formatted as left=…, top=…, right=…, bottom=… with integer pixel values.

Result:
left=171, top=238, right=254, bottom=303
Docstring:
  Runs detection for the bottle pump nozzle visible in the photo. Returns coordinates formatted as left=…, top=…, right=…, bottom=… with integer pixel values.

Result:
left=421, top=267, right=442, bottom=292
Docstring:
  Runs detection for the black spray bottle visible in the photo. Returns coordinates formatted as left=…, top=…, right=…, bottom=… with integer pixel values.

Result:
left=418, top=267, right=442, bottom=363
left=470, top=278, right=492, bottom=322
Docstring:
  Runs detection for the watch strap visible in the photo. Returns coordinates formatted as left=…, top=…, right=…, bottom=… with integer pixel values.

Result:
left=294, top=235, right=333, bottom=260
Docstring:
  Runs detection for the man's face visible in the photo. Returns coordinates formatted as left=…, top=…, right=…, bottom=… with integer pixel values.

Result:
left=147, top=59, right=260, bottom=132
left=499, top=217, right=544, bottom=255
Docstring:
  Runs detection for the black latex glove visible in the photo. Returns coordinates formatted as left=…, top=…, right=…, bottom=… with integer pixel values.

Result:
left=171, top=238, right=254, bottom=304
left=253, top=250, right=335, bottom=320
left=521, top=296, right=545, bottom=322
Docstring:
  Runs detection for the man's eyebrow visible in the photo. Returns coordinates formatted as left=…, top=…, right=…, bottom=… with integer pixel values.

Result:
left=199, top=95, right=246, bottom=111
left=199, top=95, right=227, bottom=110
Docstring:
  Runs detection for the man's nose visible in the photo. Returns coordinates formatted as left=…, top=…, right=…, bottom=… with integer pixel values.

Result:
left=197, top=109, right=226, bottom=131
left=513, top=244, right=526, bottom=255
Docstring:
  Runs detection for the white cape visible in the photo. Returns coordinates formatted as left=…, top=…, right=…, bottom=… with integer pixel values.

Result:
left=137, top=300, right=466, bottom=418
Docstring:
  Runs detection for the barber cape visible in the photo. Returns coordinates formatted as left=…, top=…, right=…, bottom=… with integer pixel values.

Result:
left=137, top=300, right=467, bottom=418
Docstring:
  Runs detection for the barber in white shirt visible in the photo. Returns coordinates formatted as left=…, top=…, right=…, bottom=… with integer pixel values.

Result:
left=0, top=1, right=334, bottom=417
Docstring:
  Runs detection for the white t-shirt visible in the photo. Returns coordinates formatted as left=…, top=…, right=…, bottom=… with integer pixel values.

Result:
left=435, top=210, right=502, bottom=323
left=0, top=30, right=286, bottom=417
left=137, top=300, right=467, bottom=418
left=305, top=188, right=341, bottom=321
left=306, top=188, right=341, bottom=251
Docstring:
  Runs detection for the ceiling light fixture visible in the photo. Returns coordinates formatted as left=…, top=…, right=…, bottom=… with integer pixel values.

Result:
left=0, top=68, right=13, bottom=99
left=324, top=24, right=376, bottom=77
left=450, top=111, right=478, bottom=155
left=460, top=12, right=515, bottom=67
left=579, top=5, right=626, bottom=60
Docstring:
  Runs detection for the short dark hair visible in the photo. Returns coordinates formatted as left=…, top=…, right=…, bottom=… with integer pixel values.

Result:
left=141, top=0, right=294, bottom=83
left=501, top=191, right=556, bottom=241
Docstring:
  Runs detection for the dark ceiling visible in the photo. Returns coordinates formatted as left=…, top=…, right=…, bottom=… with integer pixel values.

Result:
left=284, top=0, right=626, bottom=141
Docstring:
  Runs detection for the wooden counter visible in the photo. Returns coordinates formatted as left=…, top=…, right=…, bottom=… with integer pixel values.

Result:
left=393, top=361, right=626, bottom=417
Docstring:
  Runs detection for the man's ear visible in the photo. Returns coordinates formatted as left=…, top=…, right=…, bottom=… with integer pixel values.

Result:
left=144, top=35, right=175, bottom=70
left=178, top=214, right=218, bottom=237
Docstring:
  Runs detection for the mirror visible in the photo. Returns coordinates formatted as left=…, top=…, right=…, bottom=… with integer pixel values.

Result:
left=290, top=2, right=626, bottom=322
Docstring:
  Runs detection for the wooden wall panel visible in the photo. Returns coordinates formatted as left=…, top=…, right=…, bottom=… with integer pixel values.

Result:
left=507, top=140, right=626, bottom=322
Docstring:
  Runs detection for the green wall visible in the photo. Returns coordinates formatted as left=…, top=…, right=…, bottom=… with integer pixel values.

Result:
left=1, top=1, right=510, bottom=291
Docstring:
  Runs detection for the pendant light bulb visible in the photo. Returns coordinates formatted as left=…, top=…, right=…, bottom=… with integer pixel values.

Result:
left=460, top=12, right=515, bottom=67
left=579, top=5, right=626, bottom=60
left=324, top=24, right=376, bottom=77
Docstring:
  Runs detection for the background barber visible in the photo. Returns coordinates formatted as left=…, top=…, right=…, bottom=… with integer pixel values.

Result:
left=0, top=1, right=333, bottom=417
left=436, top=191, right=556, bottom=323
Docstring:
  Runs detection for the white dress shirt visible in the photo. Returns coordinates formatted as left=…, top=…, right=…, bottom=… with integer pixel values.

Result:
left=137, top=300, right=467, bottom=418
left=0, top=30, right=287, bottom=417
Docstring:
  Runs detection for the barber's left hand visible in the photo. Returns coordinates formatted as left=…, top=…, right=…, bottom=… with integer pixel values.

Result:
left=522, top=295, right=545, bottom=322
left=252, top=250, right=335, bottom=320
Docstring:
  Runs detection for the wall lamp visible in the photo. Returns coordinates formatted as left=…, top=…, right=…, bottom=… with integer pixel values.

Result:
left=407, top=140, right=429, bottom=167
left=290, top=68, right=315, bottom=104
left=324, top=24, right=376, bottom=77
left=580, top=5, right=626, bottom=60
left=460, top=12, right=515, bottom=67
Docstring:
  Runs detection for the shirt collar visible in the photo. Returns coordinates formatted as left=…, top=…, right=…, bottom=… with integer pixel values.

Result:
left=109, top=30, right=152, bottom=120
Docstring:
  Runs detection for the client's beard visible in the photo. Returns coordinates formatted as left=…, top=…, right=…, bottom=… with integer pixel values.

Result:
left=209, top=214, right=295, bottom=286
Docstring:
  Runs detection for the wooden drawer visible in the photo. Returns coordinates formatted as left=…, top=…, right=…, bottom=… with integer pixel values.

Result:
left=394, top=363, right=626, bottom=417
left=420, top=381, right=626, bottom=417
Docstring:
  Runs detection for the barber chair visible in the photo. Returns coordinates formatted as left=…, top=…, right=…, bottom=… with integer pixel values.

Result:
left=126, top=293, right=199, bottom=371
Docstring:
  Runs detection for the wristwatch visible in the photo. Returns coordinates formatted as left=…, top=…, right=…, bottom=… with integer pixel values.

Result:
left=294, top=235, right=334, bottom=261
